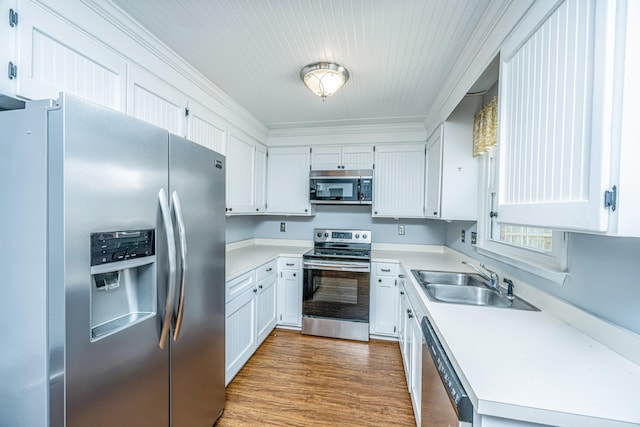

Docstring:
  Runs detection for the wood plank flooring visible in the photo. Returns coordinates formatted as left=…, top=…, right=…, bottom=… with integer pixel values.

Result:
left=217, top=329, right=416, bottom=427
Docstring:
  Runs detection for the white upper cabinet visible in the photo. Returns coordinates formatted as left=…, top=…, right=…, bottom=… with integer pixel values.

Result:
left=127, top=66, right=187, bottom=135
left=425, top=97, right=481, bottom=220
left=266, top=146, right=313, bottom=215
left=186, top=99, right=227, bottom=155
left=226, top=128, right=259, bottom=214
left=373, top=144, right=425, bottom=218
left=497, top=0, right=619, bottom=232
left=16, top=1, right=126, bottom=111
left=311, top=145, right=374, bottom=170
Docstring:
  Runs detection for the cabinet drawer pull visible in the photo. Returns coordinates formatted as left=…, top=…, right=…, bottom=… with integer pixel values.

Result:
left=398, top=274, right=405, bottom=279
left=258, top=285, right=263, bottom=289
left=266, top=267, right=273, bottom=272
left=381, top=268, right=391, bottom=272
left=286, top=263, right=295, bottom=266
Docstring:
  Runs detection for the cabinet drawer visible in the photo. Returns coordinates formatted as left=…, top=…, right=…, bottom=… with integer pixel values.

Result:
left=226, top=270, right=255, bottom=303
left=256, top=259, right=277, bottom=281
left=375, top=263, right=398, bottom=276
left=278, top=258, right=300, bottom=270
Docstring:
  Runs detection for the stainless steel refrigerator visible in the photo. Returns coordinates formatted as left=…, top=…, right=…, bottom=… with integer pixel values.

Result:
left=0, top=94, right=226, bottom=426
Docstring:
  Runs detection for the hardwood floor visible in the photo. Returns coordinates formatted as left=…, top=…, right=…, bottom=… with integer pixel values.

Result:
left=217, top=329, right=416, bottom=427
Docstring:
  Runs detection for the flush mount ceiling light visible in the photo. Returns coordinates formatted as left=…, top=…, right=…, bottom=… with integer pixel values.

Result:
left=300, top=62, right=350, bottom=101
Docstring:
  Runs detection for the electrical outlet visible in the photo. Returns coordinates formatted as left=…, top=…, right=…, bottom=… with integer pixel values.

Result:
left=280, top=222, right=286, bottom=232
left=398, top=225, right=405, bottom=235
left=461, top=229, right=466, bottom=243
left=471, top=231, right=477, bottom=245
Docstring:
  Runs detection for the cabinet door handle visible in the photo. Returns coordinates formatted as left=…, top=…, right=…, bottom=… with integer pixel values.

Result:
left=398, top=274, right=405, bottom=279
left=253, top=288, right=258, bottom=293
left=378, top=279, right=382, bottom=282
left=258, top=285, right=263, bottom=289
left=400, top=291, right=405, bottom=295
left=293, top=273, right=296, bottom=277
left=266, top=267, right=273, bottom=272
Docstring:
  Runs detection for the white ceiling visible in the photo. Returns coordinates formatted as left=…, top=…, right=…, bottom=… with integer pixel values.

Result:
left=111, top=0, right=495, bottom=129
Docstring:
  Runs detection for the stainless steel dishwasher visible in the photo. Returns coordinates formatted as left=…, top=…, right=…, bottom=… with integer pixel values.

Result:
left=421, top=316, right=473, bottom=426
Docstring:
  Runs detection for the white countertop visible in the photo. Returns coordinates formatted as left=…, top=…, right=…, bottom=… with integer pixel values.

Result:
left=373, top=247, right=640, bottom=427
left=226, top=239, right=311, bottom=281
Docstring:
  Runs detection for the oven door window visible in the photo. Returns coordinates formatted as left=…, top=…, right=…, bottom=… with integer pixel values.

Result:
left=303, top=269, right=370, bottom=322
left=310, top=178, right=358, bottom=202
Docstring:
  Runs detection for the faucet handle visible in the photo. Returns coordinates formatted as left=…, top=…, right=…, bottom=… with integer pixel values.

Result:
left=503, top=278, right=515, bottom=300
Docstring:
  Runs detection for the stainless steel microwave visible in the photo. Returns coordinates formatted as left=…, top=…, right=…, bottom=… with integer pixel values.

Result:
left=309, top=170, right=373, bottom=204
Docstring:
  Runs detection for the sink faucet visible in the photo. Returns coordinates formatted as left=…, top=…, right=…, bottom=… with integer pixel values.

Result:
left=461, top=261, right=500, bottom=291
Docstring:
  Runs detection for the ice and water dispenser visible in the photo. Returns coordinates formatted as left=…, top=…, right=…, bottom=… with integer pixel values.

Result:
left=89, top=229, right=156, bottom=341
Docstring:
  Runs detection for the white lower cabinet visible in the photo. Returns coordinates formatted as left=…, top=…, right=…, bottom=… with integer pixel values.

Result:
left=399, top=273, right=424, bottom=427
left=370, top=262, right=399, bottom=337
left=225, top=259, right=277, bottom=385
left=276, top=258, right=302, bottom=327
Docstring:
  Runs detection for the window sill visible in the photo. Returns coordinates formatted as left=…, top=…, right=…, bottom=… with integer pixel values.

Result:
left=475, top=243, right=568, bottom=285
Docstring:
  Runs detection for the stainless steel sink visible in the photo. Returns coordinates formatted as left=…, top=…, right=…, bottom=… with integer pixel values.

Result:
left=411, top=270, right=539, bottom=311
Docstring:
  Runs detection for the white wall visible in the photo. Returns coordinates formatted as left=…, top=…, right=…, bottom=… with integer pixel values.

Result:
left=226, top=205, right=446, bottom=245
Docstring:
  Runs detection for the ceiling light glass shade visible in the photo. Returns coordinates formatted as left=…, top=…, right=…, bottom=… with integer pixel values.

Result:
left=300, top=62, right=350, bottom=101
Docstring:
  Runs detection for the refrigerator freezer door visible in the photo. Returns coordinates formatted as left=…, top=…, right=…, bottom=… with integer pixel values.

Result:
left=55, top=95, right=171, bottom=427
left=169, top=134, right=226, bottom=425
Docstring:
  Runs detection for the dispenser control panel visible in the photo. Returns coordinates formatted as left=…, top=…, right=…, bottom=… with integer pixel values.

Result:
left=90, top=229, right=155, bottom=266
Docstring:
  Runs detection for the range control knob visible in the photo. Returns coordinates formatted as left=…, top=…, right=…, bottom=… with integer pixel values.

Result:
left=317, top=232, right=322, bottom=238
left=355, top=234, right=360, bottom=239
left=324, top=232, right=329, bottom=237
left=363, top=233, right=367, bottom=239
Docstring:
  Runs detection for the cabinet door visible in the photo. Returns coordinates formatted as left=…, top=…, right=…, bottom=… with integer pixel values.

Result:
left=256, top=273, right=277, bottom=345
left=373, top=144, right=425, bottom=218
left=371, top=275, right=398, bottom=336
left=254, top=144, right=267, bottom=213
left=226, top=129, right=256, bottom=213
left=267, top=147, right=312, bottom=215
left=277, top=269, right=301, bottom=327
left=17, top=1, right=126, bottom=111
left=398, top=287, right=411, bottom=385
left=311, top=145, right=342, bottom=170
left=425, top=126, right=443, bottom=218
left=225, top=286, right=256, bottom=385
left=186, top=98, right=227, bottom=155
left=498, top=0, right=614, bottom=231
left=342, top=145, right=374, bottom=170
left=127, top=66, right=187, bottom=135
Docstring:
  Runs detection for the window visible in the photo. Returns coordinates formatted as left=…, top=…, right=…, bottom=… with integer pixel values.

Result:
left=477, top=147, right=567, bottom=284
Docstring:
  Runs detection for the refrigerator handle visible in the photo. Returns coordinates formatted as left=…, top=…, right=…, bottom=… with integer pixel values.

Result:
left=172, top=191, right=188, bottom=342
left=158, top=188, right=177, bottom=349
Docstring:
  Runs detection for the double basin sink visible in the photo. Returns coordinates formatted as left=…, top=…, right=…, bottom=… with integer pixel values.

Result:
left=411, top=270, right=539, bottom=311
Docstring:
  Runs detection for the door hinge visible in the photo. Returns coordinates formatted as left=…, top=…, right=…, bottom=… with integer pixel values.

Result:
left=9, top=9, right=18, bottom=27
left=604, top=185, right=617, bottom=211
left=8, top=62, right=17, bottom=80
left=184, top=107, right=189, bottom=117
left=394, top=326, right=396, bottom=333
left=280, top=314, right=282, bottom=320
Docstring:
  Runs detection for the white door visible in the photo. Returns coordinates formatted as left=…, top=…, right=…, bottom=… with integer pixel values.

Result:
left=498, top=0, right=614, bottom=231
left=254, top=144, right=267, bottom=213
left=256, top=273, right=277, bottom=344
left=371, top=275, right=398, bottom=336
left=311, top=145, right=342, bottom=170
left=373, top=144, right=425, bottom=218
left=186, top=98, right=227, bottom=155
left=225, top=287, right=256, bottom=385
left=17, top=0, right=126, bottom=111
left=127, top=66, right=186, bottom=135
left=267, top=147, right=311, bottom=215
left=226, top=129, right=256, bottom=213
left=277, top=269, right=301, bottom=327
left=342, top=145, right=374, bottom=170
left=425, top=126, right=443, bottom=218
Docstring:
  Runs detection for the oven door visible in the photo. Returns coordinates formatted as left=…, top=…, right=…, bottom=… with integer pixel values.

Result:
left=302, top=259, right=370, bottom=322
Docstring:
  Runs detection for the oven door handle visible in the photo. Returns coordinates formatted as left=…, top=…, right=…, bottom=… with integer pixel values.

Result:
left=303, top=260, right=371, bottom=272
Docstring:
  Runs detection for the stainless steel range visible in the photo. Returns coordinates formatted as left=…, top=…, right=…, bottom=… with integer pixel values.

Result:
left=302, top=228, right=371, bottom=341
